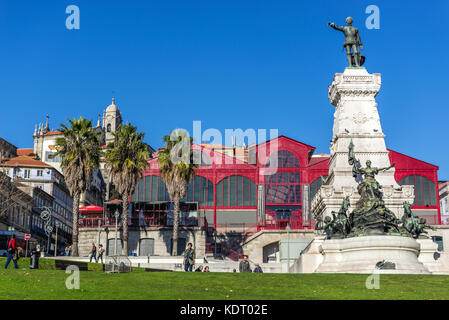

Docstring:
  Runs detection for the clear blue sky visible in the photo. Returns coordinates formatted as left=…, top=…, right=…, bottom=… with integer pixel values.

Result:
left=1, top=0, right=448, bottom=178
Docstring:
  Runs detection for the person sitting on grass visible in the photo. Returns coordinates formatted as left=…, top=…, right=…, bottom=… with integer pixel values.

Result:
left=4, top=235, right=18, bottom=270
left=195, top=266, right=203, bottom=272
left=253, top=263, right=263, bottom=273
left=204, top=266, right=210, bottom=272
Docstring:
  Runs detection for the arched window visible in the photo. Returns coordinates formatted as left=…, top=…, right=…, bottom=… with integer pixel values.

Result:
left=266, top=151, right=300, bottom=168
left=216, top=175, right=256, bottom=207
left=184, top=176, right=214, bottom=206
left=265, top=172, right=301, bottom=204
left=107, top=123, right=112, bottom=132
left=310, top=175, right=328, bottom=204
left=398, top=175, right=437, bottom=206
left=132, top=175, right=170, bottom=202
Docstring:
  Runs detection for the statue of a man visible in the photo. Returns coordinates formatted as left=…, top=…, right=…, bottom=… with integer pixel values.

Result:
left=328, top=17, right=364, bottom=68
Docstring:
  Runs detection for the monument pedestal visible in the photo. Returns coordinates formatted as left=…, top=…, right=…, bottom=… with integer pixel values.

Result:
left=315, top=236, right=430, bottom=274
left=312, top=68, right=414, bottom=222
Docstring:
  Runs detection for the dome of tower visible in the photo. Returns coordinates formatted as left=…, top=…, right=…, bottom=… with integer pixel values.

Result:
left=105, top=98, right=119, bottom=112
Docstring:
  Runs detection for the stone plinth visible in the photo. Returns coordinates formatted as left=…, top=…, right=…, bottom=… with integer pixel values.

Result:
left=315, top=236, right=430, bottom=274
left=312, top=68, right=414, bottom=221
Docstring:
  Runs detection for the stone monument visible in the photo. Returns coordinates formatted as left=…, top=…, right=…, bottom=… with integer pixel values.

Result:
left=308, top=18, right=433, bottom=274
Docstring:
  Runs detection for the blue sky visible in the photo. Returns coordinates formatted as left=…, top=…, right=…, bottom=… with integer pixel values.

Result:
left=0, top=0, right=448, bottom=178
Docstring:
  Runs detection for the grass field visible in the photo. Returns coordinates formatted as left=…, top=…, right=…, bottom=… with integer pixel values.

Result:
left=1, top=257, right=449, bottom=300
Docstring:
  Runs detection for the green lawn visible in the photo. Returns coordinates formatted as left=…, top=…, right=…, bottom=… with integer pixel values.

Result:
left=1, top=257, right=449, bottom=300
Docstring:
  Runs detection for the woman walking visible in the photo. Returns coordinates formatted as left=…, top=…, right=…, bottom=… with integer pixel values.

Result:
left=4, top=234, right=19, bottom=269
left=97, top=244, right=104, bottom=264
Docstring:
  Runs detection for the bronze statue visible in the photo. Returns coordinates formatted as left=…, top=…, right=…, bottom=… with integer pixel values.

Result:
left=328, top=17, right=365, bottom=68
left=349, top=140, right=395, bottom=200
left=347, top=140, right=400, bottom=236
left=319, top=197, right=351, bottom=239
left=401, top=202, right=435, bottom=238
left=317, top=142, right=436, bottom=239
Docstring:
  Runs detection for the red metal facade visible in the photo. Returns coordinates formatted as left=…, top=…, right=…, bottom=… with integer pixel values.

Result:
left=132, top=136, right=441, bottom=229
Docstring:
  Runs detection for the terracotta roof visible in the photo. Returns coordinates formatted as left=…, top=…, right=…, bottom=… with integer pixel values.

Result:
left=17, top=148, right=34, bottom=156
left=308, top=155, right=330, bottom=166
left=44, top=131, right=62, bottom=136
left=1, top=156, right=52, bottom=168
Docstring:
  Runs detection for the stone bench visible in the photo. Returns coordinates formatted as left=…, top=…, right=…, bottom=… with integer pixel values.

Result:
left=55, top=259, right=89, bottom=271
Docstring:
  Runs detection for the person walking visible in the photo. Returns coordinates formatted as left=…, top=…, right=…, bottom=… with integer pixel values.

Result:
left=97, top=244, right=105, bottom=264
left=4, top=235, right=19, bottom=270
left=183, top=243, right=195, bottom=272
left=239, top=255, right=252, bottom=273
left=89, top=242, right=97, bottom=263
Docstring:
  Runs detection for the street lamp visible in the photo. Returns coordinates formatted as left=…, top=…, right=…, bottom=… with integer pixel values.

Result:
left=97, top=219, right=101, bottom=251
left=54, top=222, right=59, bottom=257
left=286, top=223, right=291, bottom=273
left=114, top=209, right=120, bottom=256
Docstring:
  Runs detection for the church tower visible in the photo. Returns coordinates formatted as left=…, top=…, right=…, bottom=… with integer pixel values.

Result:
left=102, top=98, right=122, bottom=144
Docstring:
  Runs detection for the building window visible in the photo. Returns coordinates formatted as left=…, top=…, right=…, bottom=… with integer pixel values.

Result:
left=266, top=151, right=300, bottom=168
left=216, top=175, right=256, bottom=207
left=45, top=151, right=61, bottom=163
left=24, top=170, right=31, bottom=178
left=107, top=124, right=112, bottom=132
left=398, top=175, right=437, bottom=206
left=132, top=175, right=170, bottom=202
left=184, top=176, right=213, bottom=206
left=310, top=176, right=328, bottom=205
left=37, top=170, right=43, bottom=177
left=432, top=236, right=444, bottom=251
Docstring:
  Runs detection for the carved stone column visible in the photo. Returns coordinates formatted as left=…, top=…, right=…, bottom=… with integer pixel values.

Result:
left=312, top=68, right=414, bottom=221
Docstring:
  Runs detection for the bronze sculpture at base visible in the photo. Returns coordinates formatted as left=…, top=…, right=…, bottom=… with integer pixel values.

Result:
left=317, top=140, right=434, bottom=240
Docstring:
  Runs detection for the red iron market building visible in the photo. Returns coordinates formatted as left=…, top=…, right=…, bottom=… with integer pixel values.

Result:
left=129, top=136, right=441, bottom=233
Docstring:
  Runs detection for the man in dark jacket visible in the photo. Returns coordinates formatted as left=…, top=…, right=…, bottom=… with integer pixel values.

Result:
left=183, top=243, right=195, bottom=272
left=239, top=255, right=251, bottom=273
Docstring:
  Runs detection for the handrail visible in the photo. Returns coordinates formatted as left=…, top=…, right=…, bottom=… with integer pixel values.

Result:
left=79, top=216, right=204, bottom=228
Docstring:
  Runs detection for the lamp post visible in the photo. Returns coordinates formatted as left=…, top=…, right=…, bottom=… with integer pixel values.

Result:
left=97, top=219, right=101, bottom=250
left=114, top=209, right=120, bottom=256
left=286, top=223, right=291, bottom=273
left=54, top=222, right=59, bottom=257
left=214, top=229, right=217, bottom=258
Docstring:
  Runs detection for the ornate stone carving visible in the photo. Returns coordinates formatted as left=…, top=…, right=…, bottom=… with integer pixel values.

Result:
left=353, top=112, right=368, bottom=124
left=322, top=186, right=334, bottom=198
left=342, top=186, right=354, bottom=197
left=383, top=186, right=394, bottom=198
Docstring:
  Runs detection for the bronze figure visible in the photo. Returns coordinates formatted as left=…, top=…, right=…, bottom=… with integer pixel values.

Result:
left=328, top=17, right=365, bottom=68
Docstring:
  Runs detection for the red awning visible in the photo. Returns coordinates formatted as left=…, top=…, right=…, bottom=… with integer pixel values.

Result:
left=79, top=205, right=103, bottom=213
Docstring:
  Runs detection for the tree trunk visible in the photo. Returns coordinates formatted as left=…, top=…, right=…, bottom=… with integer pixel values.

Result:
left=172, top=196, right=180, bottom=256
left=71, top=190, right=80, bottom=257
left=122, top=193, right=129, bottom=256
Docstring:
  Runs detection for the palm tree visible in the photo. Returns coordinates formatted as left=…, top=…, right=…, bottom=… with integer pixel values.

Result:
left=54, top=117, right=100, bottom=257
left=158, top=129, right=197, bottom=256
left=105, top=123, right=149, bottom=255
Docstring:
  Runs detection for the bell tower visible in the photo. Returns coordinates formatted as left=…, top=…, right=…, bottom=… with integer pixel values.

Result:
left=102, top=98, right=122, bottom=144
